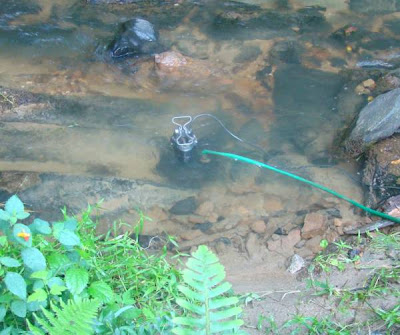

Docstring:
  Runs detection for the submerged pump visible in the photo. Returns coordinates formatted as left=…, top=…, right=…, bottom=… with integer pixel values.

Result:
left=170, top=116, right=198, bottom=163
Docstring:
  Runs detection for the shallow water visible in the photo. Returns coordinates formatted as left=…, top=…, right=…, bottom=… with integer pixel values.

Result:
left=1, top=0, right=399, bottom=237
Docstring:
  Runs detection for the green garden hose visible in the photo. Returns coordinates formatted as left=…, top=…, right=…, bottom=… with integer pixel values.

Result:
left=202, top=149, right=400, bottom=224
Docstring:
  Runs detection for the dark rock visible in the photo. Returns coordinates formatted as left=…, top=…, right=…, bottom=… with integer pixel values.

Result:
left=346, top=88, right=400, bottom=155
left=350, top=0, right=400, bottom=14
left=233, top=46, right=261, bottom=63
left=107, top=18, right=162, bottom=58
left=270, top=65, right=343, bottom=161
left=194, top=222, right=213, bottom=233
left=362, top=135, right=400, bottom=206
left=269, top=41, right=301, bottom=65
left=169, top=196, right=197, bottom=215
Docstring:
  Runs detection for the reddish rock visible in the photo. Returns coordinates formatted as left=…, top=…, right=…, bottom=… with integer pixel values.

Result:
left=302, top=213, right=327, bottom=239
left=188, top=215, right=205, bottom=224
left=250, top=220, right=267, bottom=234
left=155, top=51, right=187, bottom=72
left=305, top=235, right=323, bottom=253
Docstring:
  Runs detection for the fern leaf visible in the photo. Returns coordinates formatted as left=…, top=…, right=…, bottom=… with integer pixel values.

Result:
left=30, top=298, right=100, bottom=335
left=172, top=245, right=246, bottom=335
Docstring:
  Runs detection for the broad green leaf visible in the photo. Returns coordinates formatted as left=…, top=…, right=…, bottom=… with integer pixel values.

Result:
left=30, top=218, right=51, bottom=235
left=50, top=284, right=67, bottom=296
left=5, top=195, right=24, bottom=215
left=31, top=270, right=49, bottom=280
left=11, top=300, right=27, bottom=318
left=16, top=211, right=30, bottom=220
left=0, top=293, right=14, bottom=304
left=47, top=276, right=65, bottom=289
left=27, top=288, right=47, bottom=303
left=0, top=305, right=6, bottom=322
left=12, top=223, right=32, bottom=247
left=52, top=221, right=64, bottom=239
left=27, top=299, right=47, bottom=312
left=58, top=230, right=80, bottom=247
left=210, top=319, right=244, bottom=333
left=22, top=247, right=46, bottom=272
left=65, top=267, right=89, bottom=295
left=88, top=281, right=114, bottom=303
left=0, top=235, right=7, bottom=247
left=0, top=210, right=10, bottom=221
left=0, top=257, right=21, bottom=268
left=5, top=272, right=27, bottom=300
left=0, top=326, right=13, bottom=335
left=33, top=280, right=45, bottom=291
left=48, top=253, right=70, bottom=272
left=64, top=218, right=78, bottom=231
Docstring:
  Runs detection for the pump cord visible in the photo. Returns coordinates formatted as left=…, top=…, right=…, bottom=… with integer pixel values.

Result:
left=202, top=149, right=400, bottom=224
left=191, top=114, right=268, bottom=155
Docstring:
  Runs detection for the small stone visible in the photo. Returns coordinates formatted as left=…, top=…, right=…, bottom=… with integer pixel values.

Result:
left=250, top=220, right=267, bottom=234
left=169, top=197, right=197, bottom=215
left=295, top=240, right=306, bottom=248
left=287, top=254, right=306, bottom=274
left=207, top=212, right=219, bottom=223
left=362, top=79, right=376, bottom=89
left=302, top=213, right=327, bottom=239
left=155, top=51, right=187, bottom=72
left=355, top=83, right=370, bottom=95
left=334, top=218, right=343, bottom=227
left=305, top=235, right=323, bottom=253
left=195, top=201, right=214, bottom=217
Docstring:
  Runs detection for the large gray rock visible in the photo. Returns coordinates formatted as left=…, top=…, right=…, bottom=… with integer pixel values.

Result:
left=346, top=88, right=400, bottom=155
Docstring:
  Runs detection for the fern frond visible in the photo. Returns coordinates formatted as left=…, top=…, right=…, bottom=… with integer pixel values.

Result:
left=172, top=245, right=246, bottom=335
left=29, top=298, right=100, bottom=335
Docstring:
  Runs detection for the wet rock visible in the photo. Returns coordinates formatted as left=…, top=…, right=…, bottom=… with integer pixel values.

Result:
left=287, top=254, right=306, bottom=274
left=0, top=172, right=41, bottom=193
left=107, top=18, right=162, bottom=59
left=362, top=135, right=400, bottom=205
left=233, top=45, right=261, bottom=63
left=346, top=88, right=400, bottom=155
left=155, top=51, right=187, bottom=72
left=269, top=40, right=301, bottom=65
left=270, top=65, right=343, bottom=161
left=302, top=213, right=327, bottom=239
left=375, top=74, right=400, bottom=95
left=350, top=0, right=400, bottom=14
left=169, top=196, right=197, bottom=215
left=194, top=222, right=213, bottom=233
left=383, top=194, right=400, bottom=217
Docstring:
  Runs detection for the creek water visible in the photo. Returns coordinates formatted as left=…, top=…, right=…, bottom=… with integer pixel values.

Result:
left=0, top=0, right=397, bottom=242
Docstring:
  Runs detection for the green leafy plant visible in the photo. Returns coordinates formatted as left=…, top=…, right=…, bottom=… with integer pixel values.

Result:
left=28, top=298, right=100, bottom=335
left=172, top=245, right=245, bottom=334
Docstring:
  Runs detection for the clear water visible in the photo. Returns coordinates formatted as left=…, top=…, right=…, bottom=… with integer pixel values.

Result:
left=1, top=0, right=398, bottom=229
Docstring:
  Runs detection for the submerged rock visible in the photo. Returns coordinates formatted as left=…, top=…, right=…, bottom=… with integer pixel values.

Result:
left=107, top=18, right=162, bottom=58
left=346, top=88, right=400, bottom=155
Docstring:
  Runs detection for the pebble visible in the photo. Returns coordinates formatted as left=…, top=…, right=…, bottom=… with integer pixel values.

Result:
left=287, top=254, right=306, bottom=274
left=250, top=220, right=267, bottom=234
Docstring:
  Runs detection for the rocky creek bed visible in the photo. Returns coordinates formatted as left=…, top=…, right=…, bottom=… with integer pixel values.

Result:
left=1, top=0, right=400, bottom=333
